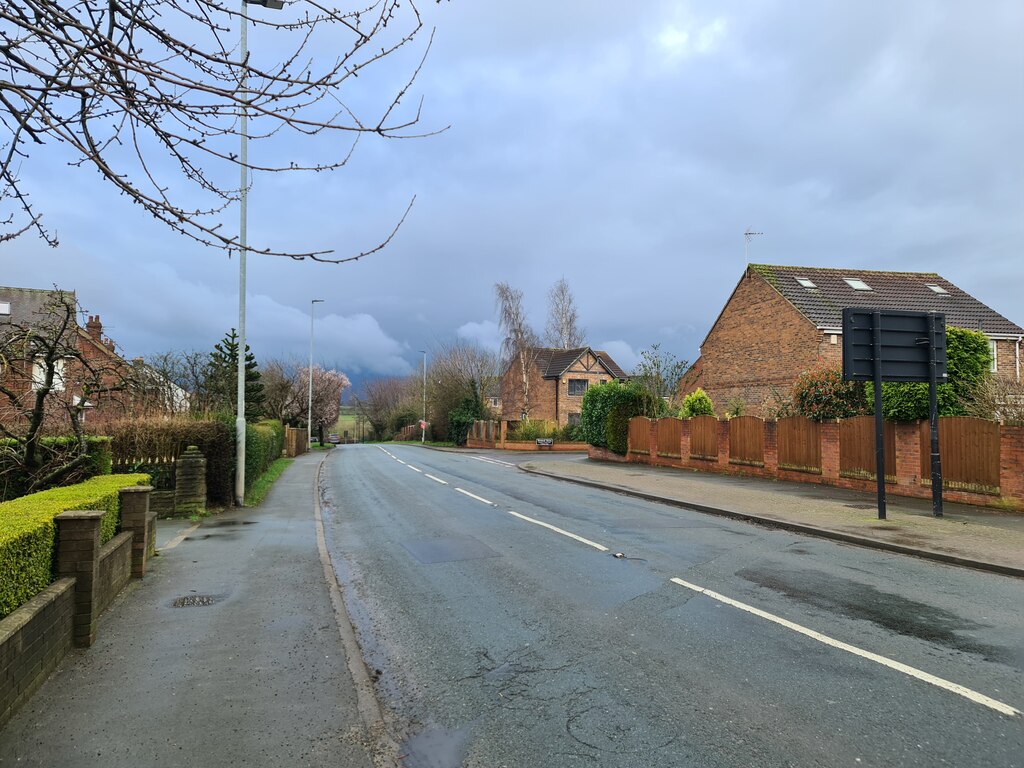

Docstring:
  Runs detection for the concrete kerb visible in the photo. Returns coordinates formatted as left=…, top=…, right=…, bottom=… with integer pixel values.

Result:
left=517, top=464, right=1024, bottom=581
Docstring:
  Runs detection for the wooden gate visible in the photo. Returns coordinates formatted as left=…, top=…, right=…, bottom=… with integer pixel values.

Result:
left=839, top=416, right=895, bottom=481
left=729, top=416, right=764, bottom=465
left=921, top=417, right=1000, bottom=493
left=689, top=416, right=718, bottom=460
left=777, top=416, right=821, bottom=473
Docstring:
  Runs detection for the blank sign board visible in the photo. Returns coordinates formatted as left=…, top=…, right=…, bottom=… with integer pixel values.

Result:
left=842, top=309, right=947, bottom=383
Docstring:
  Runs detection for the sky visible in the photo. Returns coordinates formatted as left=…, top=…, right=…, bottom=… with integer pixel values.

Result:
left=2, top=0, right=1022, bottom=391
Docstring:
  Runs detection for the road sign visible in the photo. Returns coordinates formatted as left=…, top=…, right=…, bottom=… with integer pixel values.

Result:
left=841, top=309, right=947, bottom=520
left=842, top=309, right=947, bottom=382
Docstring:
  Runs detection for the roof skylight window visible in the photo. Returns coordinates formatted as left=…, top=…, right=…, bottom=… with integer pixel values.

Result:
left=0, top=301, right=10, bottom=315
left=843, top=278, right=872, bottom=291
left=925, top=284, right=948, bottom=294
left=796, top=278, right=817, bottom=289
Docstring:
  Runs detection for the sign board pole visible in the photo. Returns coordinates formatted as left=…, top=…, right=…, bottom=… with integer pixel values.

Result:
left=872, top=310, right=886, bottom=520
left=927, top=313, right=943, bottom=517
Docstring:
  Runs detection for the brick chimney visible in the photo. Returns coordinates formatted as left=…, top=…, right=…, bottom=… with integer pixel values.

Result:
left=86, top=315, right=102, bottom=341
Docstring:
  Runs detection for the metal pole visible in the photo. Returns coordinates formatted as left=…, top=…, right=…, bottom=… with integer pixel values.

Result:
left=928, top=313, right=943, bottom=517
left=308, top=299, right=323, bottom=446
left=420, top=349, right=427, bottom=444
left=234, top=0, right=249, bottom=507
left=872, top=310, right=887, bottom=520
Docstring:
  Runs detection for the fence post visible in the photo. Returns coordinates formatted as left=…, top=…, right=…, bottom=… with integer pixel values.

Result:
left=764, top=421, right=778, bottom=476
left=649, top=419, right=658, bottom=466
left=821, top=420, right=840, bottom=482
left=717, top=419, right=730, bottom=468
left=119, top=485, right=155, bottom=578
left=55, top=510, right=105, bottom=648
left=894, top=421, right=920, bottom=487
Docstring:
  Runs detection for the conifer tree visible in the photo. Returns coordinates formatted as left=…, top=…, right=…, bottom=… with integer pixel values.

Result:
left=206, top=329, right=265, bottom=421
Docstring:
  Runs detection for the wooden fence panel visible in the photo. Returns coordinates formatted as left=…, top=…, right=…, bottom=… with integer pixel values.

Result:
left=729, top=416, right=764, bottom=465
left=689, top=416, right=718, bottom=460
left=839, top=416, right=895, bottom=481
left=777, top=416, right=821, bottom=472
left=920, top=417, right=1000, bottom=492
left=656, top=418, right=683, bottom=458
left=629, top=417, right=651, bottom=454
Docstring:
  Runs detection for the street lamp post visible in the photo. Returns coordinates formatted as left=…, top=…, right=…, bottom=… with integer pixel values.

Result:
left=308, top=299, right=324, bottom=445
left=235, top=0, right=283, bottom=507
left=420, top=349, right=427, bottom=444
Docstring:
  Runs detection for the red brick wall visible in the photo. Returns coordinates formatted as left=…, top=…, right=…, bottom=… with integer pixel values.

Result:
left=684, top=268, right=825, bottom=417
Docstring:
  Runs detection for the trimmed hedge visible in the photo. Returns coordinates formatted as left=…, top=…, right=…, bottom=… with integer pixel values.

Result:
left=0, top=436, right=113, bottom=502
left=0, top=473, right=150, bottom=619
left=245, top=420, right=285, bottom=492
left=109, top=417, right=233, bottom=505
left=579, top=381, right=654, bottom=450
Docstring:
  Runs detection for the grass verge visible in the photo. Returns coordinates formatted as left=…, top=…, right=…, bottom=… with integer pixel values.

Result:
left=245, top=458, right=294, bottom=507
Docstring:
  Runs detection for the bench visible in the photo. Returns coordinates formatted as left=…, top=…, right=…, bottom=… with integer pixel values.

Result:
left=536, top=438, right=554, bottom=450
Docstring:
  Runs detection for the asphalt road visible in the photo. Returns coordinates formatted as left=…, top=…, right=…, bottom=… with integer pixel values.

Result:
left=322, top=445, right=1024, bottom=768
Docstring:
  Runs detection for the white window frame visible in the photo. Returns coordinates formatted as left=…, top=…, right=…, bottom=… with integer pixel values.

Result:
left=796, top=277, right=816, bottom=288
left=925, top=284, right=948, bottom=294
left=989, top=340, right=998, bottom=373
left=0, top=301, right=10, bottom=315
left=32, top=356, right=66, bottom=392
left=843, top=278, right=872, bottom=291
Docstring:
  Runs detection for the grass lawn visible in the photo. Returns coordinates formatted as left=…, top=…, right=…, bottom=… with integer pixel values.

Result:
left=245, top=458, right=294, bottom=507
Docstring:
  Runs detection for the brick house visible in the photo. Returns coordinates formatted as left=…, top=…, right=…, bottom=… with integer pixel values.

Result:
left=500, top=347, right=629, bottom=426
left=679, top=265, right=1024, bottom=417
left=0, top=286, right=134, bottom=432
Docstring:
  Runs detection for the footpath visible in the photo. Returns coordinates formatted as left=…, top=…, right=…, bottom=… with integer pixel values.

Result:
left=0, top=452, right=379, bottom=768
left=519, top=455, right=1024, bottom=578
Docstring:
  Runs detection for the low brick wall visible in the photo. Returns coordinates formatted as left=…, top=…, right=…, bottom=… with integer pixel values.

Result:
left=0, top=579, right=74, bottom=728
left=96, top=532, right=133, bottom=617
left=500, top=441, right=588, bottom=452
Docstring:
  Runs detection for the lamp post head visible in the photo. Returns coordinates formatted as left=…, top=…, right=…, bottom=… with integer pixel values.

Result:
left=245, top=0, right=286, bottom=9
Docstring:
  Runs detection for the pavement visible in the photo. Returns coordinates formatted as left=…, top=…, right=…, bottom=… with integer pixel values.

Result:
left=0, top=452, right=383, bottom=768
left=518, top=453, right=1024, bottom=578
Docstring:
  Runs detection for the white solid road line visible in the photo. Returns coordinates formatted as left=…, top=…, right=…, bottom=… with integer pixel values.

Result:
left=455, top=488, right=497, bottom=506
left=472, top=455, right=515, bottom=467
left=669, top=577, right=1021, bottom=718
left=507, top=510, right=609, bottom=552
left=425, top=474, right=449, bottom=485
left=407, top=465, right=423, bottom=473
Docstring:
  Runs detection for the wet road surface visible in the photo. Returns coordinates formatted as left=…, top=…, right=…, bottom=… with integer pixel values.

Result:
left=322, top=445, right=1024, bottom=768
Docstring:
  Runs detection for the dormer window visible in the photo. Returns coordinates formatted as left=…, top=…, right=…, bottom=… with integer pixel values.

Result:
left=925, top=284, right=948, bottom=294
left=796, top=278, right=816, bottom=289
left=843, top=278, right=872, bottom=291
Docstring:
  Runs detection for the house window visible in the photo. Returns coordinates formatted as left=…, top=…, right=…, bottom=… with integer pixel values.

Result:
left=32, top=356, right=66, bottom=392
left=568, top=379, right=588, bottom=396
left=568, top=412, right=581, bottom=425
left=843, top=278, right=872, bottom=291
left=989, top=340, right=998, bottom=373
left=490, top=397, right=500, bottom=408
left=796, top=277, right=816, bottom=289
left=0, top=301, right=10, bottom=315
left=925, top=284, right=948, bottom=294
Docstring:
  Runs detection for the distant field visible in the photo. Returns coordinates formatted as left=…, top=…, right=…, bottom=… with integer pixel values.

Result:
left=334, top=407, right=366, bottom=441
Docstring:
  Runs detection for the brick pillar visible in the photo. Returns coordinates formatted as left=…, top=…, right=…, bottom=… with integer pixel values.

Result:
left=55, top=510, right=105, bottom=648
left=1000, top=425, right=1024, bottom=507
left=821, top=420, right=840, bottom=482
left=764, top=420, right=778, bottom=476
left=894, top=421, right=920, bottom=487
left=119, top=485, right=155, bottom=578
left=649, top=419, right=658, bottom=466
left=500, top=420, right=507, bottom=449
left=679, top=418, right=692, bottom=467
left=717, top=419, right=730, bottom=467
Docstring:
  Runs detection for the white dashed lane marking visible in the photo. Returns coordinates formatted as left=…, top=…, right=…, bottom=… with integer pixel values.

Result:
left=455, top=488, right=497, bottom=506
left=506, top=510, right=609, bottom=552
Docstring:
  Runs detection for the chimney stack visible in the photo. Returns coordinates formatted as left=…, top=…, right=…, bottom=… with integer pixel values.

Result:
left=86, top=315, right=102, bottom=341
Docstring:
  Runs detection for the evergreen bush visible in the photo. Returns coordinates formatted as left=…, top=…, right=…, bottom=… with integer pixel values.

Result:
left=681, top=388, right=715, bottom=417
left=792, top=365, right=867, bottom=421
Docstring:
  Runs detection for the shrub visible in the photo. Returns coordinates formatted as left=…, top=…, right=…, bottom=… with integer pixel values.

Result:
left=555, top=423, right=579, bottom=442
left=108, top=417, right=233, bottom=505
left=792, top=364, right=867, bottom=421
left=511, top=419, right=557, bottom=441
left=725, top=399, right=746, bottom=418
left=0, top=473, right=150, bottom=618
left=579, top=381, right=652, bottom=448
left=681, top=388, right=715, bottom=417
left=245, top=420, right=285, bottom=492
left=0, top=436, right=113, bottom=501
left=448, top=398, right=481, bottom=446
left=605, top=405, right=634, bottom=455
left=865, top=327, right=992, bottom=421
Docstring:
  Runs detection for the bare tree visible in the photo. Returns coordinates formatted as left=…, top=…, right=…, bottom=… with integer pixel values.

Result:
left=352, top=376, right=410, bottom=439
left=261, top=357, right=349, bottom=431
left=0, top=0, right=445, bottom=260
left=0, top=290, right=131, bottom=493
left=495, top=281, right=540, bottom=419
left=632, top=343, right=689, bottom=418
left=544, top=277, right=585, bottom=349
left=426, top=341, right=499, bottom=437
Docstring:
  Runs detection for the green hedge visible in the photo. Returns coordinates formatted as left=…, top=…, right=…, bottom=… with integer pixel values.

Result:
left=0, top=473, right=150, bottom=619
left=0, top=436, right=113, bottom=502
left=245, top=420, right=285, bottom=492
left=579, top=381, right=653, bottom=450
left=109, top=418, right=233, bottom=505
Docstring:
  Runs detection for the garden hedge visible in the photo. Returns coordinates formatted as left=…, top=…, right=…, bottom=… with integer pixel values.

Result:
left=0, top=473, right=150, bottom=619
left=245, top=420, right=285, bottom=491
left=0, top=436, right=113, bottom=501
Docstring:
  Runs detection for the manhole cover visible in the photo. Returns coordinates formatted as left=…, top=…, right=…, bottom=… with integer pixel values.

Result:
left=171, top=595, right=220, bottom=608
